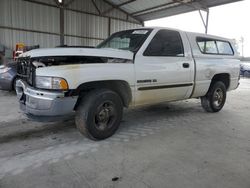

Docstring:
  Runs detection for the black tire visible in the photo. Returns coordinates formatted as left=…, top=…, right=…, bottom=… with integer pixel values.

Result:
left=12, top=78, right=17, bottom=92
left=201, top=81, right=227, bottom=113
left=75, top=89, right=123, bottom=140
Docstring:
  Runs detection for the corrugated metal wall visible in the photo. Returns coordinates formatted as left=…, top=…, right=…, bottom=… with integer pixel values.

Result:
left=64, top=10, right=108, bottom=46
left=0, top=0, right=60, bottom=49
left=110, top=19, right=142, bottom=34
left=0, top=0, right=142, bottom=50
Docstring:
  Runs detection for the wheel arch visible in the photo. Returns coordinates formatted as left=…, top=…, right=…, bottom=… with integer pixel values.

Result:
left=210, top=73, right=230, bottom=90
left=73, top=80, right=132, bottom=110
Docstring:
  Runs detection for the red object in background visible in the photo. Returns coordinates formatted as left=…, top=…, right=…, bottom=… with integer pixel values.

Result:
left=15, top=43, right=25, bottom=52
left=14, top=43, right=25, bottom=60
left=14, top=43, right=40, bottom=60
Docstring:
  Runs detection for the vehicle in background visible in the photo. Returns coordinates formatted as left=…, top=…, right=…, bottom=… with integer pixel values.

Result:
left=0, top=45, right=17, bottom=91
left=0, top=61, right=17, bottom=91
left=240, top=62, right=250, bottom=77
left=0, top=44, right=40, bottom=91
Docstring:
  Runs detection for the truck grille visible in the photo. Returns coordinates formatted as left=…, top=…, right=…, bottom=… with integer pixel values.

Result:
left=17, top=57, right=35, bottom=86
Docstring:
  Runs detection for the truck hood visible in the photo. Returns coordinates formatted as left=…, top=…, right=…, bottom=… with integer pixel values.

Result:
left=19, top=47, right=134, bottom=60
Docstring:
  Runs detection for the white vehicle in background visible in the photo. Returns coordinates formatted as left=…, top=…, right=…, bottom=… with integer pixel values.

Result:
left=16, top=27, right=240, bottom=140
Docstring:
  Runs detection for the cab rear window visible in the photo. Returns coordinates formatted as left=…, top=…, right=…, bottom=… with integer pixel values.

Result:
left=196, top=37, right=234, bottom=55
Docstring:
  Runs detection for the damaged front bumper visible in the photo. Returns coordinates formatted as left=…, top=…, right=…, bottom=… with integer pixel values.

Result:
left=16, top=80, right=77, bottom=116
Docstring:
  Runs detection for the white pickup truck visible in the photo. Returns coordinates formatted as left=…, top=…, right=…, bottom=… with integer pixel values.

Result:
left=16, top=27, right=240, bottom=140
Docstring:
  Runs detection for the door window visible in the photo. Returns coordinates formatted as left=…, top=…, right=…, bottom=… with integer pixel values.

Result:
left=143, top=30, right=184, bottom=57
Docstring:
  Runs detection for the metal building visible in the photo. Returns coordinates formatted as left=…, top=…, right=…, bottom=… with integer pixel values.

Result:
left=0, top=0, right=142, bottom=50
left=0, top=0, right=242, bottom=50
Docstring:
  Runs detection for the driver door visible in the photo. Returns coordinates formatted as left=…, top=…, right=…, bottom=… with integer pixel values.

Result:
left=134, top=29, right=194, bottom=106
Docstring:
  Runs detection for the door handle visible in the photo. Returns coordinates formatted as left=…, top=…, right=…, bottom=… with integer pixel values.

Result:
left=183, top=63, right=190, bottom=68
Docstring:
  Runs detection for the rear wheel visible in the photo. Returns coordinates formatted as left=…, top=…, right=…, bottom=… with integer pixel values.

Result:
left=75, top=89, right=123, bottom=140
left=201, top=81, right=227, bottom=112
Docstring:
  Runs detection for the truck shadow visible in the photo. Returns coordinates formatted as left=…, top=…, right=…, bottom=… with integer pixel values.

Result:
left=0, top=101, right=202, bottom=145
left=0, top=119, right=75, bottom=144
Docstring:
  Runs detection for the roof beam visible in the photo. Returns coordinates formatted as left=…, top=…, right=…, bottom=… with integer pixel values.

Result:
left=23, top=0, right=58, bottom=8
left=137, top=0, right=242, bottom=21
left=53, top=0, right=62, bottom=7
left=64, top=0, right=76, bottom=7
left=102, top=0, right=142, bottom=23
left=117, top=0, right=136, bottom=7
left=131, top=1, right=179, bottom=16
left=131, top=0, right=207, bottom=17
left=136, top=0, right=209, bottom=20
left=23, top=0, right=140, bottom=24
left=91, top=0, right=101, bottom=15
left=102, top=0, right=136, bottom=15
left=173, top=0, right=208, bottom=11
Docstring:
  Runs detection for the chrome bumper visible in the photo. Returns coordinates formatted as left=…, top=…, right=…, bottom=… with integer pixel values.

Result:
left=16, top=80, right=77, bottom=116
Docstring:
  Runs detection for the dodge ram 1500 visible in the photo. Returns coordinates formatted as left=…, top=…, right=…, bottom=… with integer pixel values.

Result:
left=16, top=27, right=240, bottom=140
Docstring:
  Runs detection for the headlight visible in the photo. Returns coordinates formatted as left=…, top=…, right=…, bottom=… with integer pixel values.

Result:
left=35, top=76, right=68, bottom=90
left=0, top=66, right=11, bottom=74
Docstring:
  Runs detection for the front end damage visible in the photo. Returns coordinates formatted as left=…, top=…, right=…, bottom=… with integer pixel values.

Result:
left=15, top=48, right=133, bottom=117
left=16, top=57, right=77, bottom=116
left=16, top=79, right=77, bottom=116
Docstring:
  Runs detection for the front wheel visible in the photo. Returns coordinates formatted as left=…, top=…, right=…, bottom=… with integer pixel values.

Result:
left=12, top=78, right=17, bottom=92
left=75, top=89, right=123, bottom=140
left=201, top=81, right=227, bottom=112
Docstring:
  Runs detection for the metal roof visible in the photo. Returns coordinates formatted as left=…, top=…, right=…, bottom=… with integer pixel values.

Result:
left=105, top=0, right=243, bottom=22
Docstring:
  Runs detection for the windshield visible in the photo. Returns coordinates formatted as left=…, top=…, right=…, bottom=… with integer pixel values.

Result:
left=97, top=29, right=152, bottom=52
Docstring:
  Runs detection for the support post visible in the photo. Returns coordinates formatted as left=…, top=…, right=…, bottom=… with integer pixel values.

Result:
left=108, top=17, right=111, bottom=36
left=198, top=8, right=209, bottom=34
left=60, top=6, right=65, bottom=46
left=205, top=9, right=209, bottom=34
left=57, top=0, right=76, bottom=46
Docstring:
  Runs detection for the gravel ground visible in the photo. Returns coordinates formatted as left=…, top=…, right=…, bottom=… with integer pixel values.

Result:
left=0, top=78, right=249, bottom=188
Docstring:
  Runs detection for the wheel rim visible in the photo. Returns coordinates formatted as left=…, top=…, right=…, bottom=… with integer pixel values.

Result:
left=94, top=101, right=116, bottom=131
left=213, top=88, right=224, bottom=107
